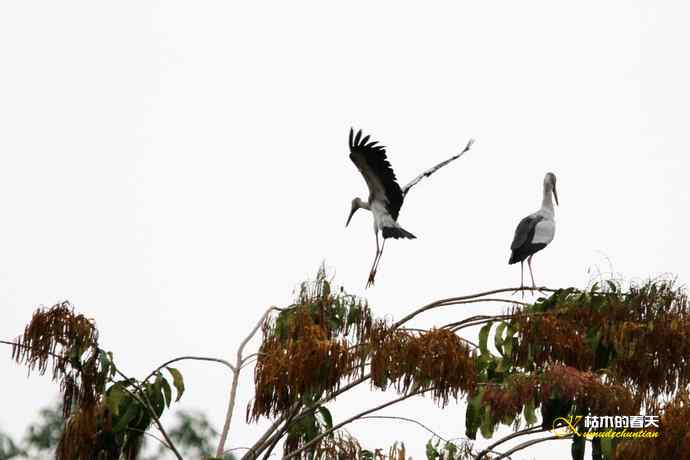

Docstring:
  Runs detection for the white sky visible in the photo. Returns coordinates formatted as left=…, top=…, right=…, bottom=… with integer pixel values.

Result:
left=1, top=2, right=689, bottom=459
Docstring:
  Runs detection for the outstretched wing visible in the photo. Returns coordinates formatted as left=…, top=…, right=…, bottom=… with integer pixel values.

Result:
left=510, top=214, right=543, bottom=251
left=402, top=138, right=475, bottom=196
left=348, top=128, right=404, bottom=220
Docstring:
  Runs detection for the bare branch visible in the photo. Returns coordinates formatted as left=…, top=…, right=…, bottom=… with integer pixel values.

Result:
left=217, top=305, right=286, bottom=457
left=143, top=355, right=235, bottom=383
left=359, top=415, right=451, bottom=443
left=392, top=287, right=553, bottom=330
left=282, top=386, right=436, bottom=459
left=493, top=434, right=572, bottom=459
left=475, top=426, right=545, bottom=459
left=126, top=428, right=171, bottom=450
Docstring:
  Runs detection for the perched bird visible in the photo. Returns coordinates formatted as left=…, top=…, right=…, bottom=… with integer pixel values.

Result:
left=509, top=172, right=559, bottom=292
left=346, top=128, right=474, bottom=287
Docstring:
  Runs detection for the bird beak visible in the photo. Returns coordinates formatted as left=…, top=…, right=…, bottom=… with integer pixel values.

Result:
left=553, top=185, right=559, bottom=206
left=346, top=207, right=357, bottom=227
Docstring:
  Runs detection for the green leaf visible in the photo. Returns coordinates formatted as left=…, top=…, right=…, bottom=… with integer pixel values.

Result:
left=113, top=400, right=140, bottom=432
left=479, top=322, right=493, bottom=356
left=494, top=322, right=507, bottom=355
left=480, top=408, right=494, bottom=439
left=524, top=398, right=538, bottom=426
left=425, top=439, right=440, bottom=459
left=160, top=375, right=172, bottom=408
left=600, top=437, right=612, bottom=460
left=107, top=351, right=116, bottom=377
left=464, top=389, right=485, bottom=440
left=501, top=411, right=515, bottom=427
left=503, top=337, right=514, bottom=359
left=148, top=380, right=165, bottom=417
left=106, top=383, right=127, bottom=416
left=317, top=406, right=333, bottom=430
left=166, top=367, right=185, bottom=402
left=571, top=436, right=585, bottom=460
left=495, top=357, right=506, bottom=373
left=303, top=414, right=318, bottom=443
left=99, top=350, right=111, bottom=375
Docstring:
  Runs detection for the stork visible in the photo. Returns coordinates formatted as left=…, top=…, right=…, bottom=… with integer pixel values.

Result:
left=346, top=128, right=474, bottom=288
left=509, top=172, right=559, bottom=293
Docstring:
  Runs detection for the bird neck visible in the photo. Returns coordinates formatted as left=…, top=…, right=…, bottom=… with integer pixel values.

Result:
left=541, top=183, right=555, bottom=214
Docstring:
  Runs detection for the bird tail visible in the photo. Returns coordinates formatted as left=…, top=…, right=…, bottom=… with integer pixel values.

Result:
left=382, top=225, right=416, bottom=239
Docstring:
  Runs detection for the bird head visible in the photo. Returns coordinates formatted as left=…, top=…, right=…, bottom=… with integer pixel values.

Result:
left=544, top=172, right=559, bottom=206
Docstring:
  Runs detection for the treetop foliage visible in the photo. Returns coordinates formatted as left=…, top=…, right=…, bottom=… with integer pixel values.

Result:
left=5, top=268, right=690, bottom=459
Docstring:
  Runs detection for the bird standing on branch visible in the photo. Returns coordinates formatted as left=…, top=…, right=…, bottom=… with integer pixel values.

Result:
left=346, top=128, right=475, bottom=288
left=509, top=172, right=559, bottom=293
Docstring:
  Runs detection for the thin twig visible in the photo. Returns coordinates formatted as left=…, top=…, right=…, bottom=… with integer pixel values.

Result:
left=126, top=428, right=171, bottom=450
left=241, top=412, right=290, bottom=460
left=392, top=287, right=553, bottom=329
left=359, top=415, right=451, bottom=443
left=493, top=434, right=572, bottom=459
left=110, top=364, right=184, bottom=460
left=243, top=402, right=303, bottom=460
left=475, top=426, right=545, bottom=459
left=281, top=386, right=436, bottom=459
left=217, top=305, right=287, bottom=457
left=143, top=355, right=235, bottom=383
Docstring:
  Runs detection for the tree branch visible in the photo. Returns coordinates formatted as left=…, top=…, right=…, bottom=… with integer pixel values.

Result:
left=216, top=305, right=289, bottom=457
left=282, top=386, right=436, bottom=459
left=493, top=434, right=572, bottom=459
left=358, top=415, right=451, bottom=443
left=392, top=287, right=553, bottom=330
left=111, top=364, right=183, bottom=460
left=475, top=426, right=545, bottom=459
left=143, top=355, right=235, bottom=383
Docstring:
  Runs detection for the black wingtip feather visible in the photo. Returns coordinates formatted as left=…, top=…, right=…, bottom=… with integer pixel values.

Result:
left=382, top=226, right=416, bottom=239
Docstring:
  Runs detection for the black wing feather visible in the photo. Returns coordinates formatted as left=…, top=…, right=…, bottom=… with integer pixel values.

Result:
left=510, top=215, right=543, bottom=250
left=348, top=128, right=404, bottom=220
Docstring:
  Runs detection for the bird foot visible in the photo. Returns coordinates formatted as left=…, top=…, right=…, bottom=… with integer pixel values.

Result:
left=366, top=270, right=377, bottom=288
left=511, top=286, right=526, bottom=299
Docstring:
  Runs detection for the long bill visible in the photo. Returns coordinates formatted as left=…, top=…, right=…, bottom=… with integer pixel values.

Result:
left=346, top=207, right=357, bottom=227
left=553, top=184, right=559, bottom=206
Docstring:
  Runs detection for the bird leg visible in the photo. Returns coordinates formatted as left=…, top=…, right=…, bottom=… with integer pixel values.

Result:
left=371, top=239, right=386, bottom=280
left=527, top=255, right=537, bottom=293
left=366, top=232, right=381, bottom=288
left=512, top=261, right=526, bottom=298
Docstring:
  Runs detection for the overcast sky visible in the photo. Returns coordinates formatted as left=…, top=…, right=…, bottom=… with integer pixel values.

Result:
left=1, top=2, right=689, bottom=459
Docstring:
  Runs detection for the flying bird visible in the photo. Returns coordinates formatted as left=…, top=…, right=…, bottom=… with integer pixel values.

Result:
left=509, top=172, right=559, bottom=293
left=346, top=128, right=475, bottom=288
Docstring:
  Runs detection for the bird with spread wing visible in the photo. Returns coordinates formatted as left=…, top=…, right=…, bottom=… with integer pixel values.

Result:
left=345, top=128, right=475, bottom=287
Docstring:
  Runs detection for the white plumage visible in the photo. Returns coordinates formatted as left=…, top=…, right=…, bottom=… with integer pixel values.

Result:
left=509, top=172, right=559, bottom=292
left=345, top=128, right=474, bottom=287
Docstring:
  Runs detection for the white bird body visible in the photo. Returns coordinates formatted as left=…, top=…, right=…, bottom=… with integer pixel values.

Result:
left=509, top=172, right=559, bottom=290
left=369, top=200, right=404, bottom=234
left=529, top=206, right=555, bottom=246
left=346, top=128, right=474, bottom=287
left=531, top=215, right=555, bottom=245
